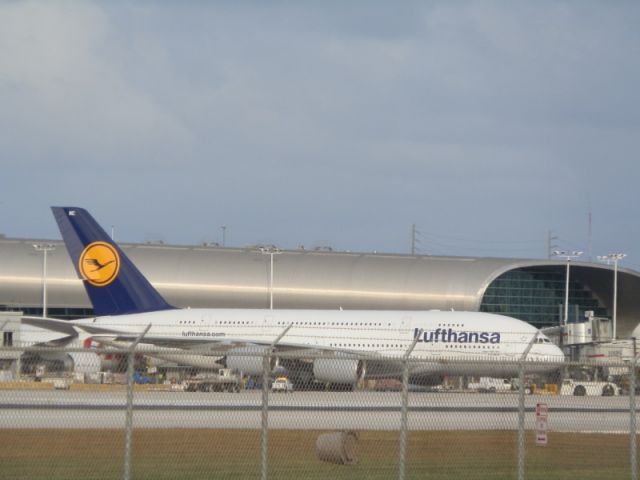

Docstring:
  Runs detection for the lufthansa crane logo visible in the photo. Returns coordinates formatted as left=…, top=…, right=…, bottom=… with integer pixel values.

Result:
left=78, top=242, right=120, bottom=287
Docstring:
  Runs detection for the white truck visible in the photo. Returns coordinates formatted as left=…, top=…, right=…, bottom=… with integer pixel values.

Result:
left=468, top=377, right=513, bottom=393
left=560, top=379, right=619, bottom=396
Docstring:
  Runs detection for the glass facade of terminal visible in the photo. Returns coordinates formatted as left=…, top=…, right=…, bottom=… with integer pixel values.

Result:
left=0, top=305, right=93, bottom=320
left=480, top=268, right=608, bottom=328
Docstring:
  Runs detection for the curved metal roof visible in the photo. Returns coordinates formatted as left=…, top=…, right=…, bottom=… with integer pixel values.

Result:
left=1, top=237, right=639, bottom=336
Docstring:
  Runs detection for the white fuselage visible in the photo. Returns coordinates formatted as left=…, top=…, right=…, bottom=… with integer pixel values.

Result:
left=73, top=309, right=564, bottom=377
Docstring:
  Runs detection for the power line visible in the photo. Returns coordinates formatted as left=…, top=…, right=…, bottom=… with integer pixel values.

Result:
left=418, top=230, right=543, bottom=245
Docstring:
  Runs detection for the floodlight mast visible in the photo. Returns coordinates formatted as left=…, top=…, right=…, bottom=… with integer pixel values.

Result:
left=259, top=246, right=281, bottom=310
left=553, top=250, right=583, bottom=326
left=33, top=243, right=56, bottom=318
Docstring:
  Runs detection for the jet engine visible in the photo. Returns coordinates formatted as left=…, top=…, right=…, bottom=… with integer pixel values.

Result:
left=225, top=347, right=276, bottom=375
left=66, top=352, right=102, bottom=374
left=313, top=358, right=365, bottom=384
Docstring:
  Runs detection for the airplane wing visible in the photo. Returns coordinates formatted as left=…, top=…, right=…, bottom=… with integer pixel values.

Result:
left=18, top=317, right=372, bottom=358
left=82, top=331, right=377, bottom=357
left=20, top=316, right=407, bottom=380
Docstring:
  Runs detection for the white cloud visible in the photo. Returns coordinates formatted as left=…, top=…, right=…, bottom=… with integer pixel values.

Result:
left=0, top=2, right=638, bottom=261
left=0, top=1, right=193, bottom=167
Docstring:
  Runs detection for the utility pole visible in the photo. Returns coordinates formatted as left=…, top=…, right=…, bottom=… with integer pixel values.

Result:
left=220, top=225, right=226, bottom=247
left=411, top=224, right=416, bottom=255
left=587, top=199, right=593, bottom=262
left=411, top=224, right=420, bottom=255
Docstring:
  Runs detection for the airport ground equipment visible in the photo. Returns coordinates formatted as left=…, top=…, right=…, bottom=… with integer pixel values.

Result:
left=271, top=376, right=293, bottom=393
left=560, top=378, right=619, bottom=396
left=184, top=368, right=241, bottom=393
left=467, top=377, right=513, bottom=393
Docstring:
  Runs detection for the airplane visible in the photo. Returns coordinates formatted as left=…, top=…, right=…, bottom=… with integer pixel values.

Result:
left=21, top=206, right=564, bottom=385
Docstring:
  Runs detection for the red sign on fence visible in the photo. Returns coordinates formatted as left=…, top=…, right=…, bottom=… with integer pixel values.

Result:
left=535, top=402, right=548, bottom=446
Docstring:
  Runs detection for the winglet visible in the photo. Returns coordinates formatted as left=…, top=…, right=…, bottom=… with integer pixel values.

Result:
left=52, top=207, right=175, bottom=316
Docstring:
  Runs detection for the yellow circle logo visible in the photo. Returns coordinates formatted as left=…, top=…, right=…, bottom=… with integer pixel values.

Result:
left=78, top=242, right=120, bottom=287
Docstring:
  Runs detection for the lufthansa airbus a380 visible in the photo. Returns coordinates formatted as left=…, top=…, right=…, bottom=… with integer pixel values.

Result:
left=23, top=207, right=563, bottom=385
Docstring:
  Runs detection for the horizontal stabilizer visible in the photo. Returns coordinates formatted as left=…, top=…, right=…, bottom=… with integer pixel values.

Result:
left=20, top=316, right=78, bottom=336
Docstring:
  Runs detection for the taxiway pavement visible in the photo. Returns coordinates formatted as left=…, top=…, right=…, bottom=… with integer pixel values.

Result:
left=0, top=390, right=636, bottom=432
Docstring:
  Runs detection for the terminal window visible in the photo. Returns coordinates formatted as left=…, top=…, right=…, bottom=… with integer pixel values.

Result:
left=480, top=268, right=607, bottom=328
left=2, top=331, right=12, bottom=347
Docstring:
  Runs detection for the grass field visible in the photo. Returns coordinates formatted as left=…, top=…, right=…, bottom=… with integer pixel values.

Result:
left=0, top=429, right=635, bottom=479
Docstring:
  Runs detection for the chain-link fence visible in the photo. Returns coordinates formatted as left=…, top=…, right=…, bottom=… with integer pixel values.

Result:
left=0, top=343, right=638, bottom=480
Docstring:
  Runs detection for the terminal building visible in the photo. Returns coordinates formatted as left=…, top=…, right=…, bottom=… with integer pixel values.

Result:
left=1, top=236, right=640, bottom=338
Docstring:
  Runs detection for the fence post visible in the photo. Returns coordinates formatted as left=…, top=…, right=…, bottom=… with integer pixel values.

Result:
left=631, top=353, right=638, bottom=480
left=399, top=329, right=422, bottom=480
left=261, top=324, right=292, bottom=480
left=517, top=333, right=538, bottom=480
left=123, top=324, right=152, bottom=480
left=260, top=350, right=270, bottom=480
left=517, top=360, right=526, bottom=480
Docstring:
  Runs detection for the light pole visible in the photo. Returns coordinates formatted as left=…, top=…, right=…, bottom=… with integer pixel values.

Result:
left=33, top=243, right=56, bottom=318
left=259, top=246, right=281, bottom=310
left=553, top=250, right=583, bottom=326
left=597, top=253, right=626, bottom=339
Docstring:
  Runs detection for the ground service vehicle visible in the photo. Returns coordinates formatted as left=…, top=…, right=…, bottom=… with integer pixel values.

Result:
left=271, top=377, right=294, bottom=393
left=185, top=369, right=241, bottom=393
left=467, top=377, right=513, bottom=393
left=560, top=379, right=619, bottom=396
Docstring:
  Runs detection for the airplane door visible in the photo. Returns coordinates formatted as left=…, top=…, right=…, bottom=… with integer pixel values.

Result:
left=402, top=316, right=414, bottom=352
left=401, top=316, right=412, bottom=332
left=199, top=314, right=211, bottom=335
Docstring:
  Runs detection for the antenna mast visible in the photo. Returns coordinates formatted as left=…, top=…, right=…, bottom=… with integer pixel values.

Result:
left=587, top=196, right=592, bottom=262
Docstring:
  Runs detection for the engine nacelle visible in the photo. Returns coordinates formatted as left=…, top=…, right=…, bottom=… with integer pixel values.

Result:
left=225, top=347, right=276, bottom=376
left=313, top=358, right=365, bottom=384
left=67, top=352, right=102, bottom=374
left=148, top=353, right=224, bottom=370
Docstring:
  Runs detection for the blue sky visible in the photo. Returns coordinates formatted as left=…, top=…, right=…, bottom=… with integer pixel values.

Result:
left=1, top=2, right=639, bottom=267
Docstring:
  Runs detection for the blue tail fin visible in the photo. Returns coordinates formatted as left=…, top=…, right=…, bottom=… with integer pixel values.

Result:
left=52, top=207, right=175, bottom=316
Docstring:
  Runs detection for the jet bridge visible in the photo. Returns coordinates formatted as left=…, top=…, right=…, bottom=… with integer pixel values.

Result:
left=0, top=311, right=22, bottom=380
left=0, top=311, right=21, bottom=360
